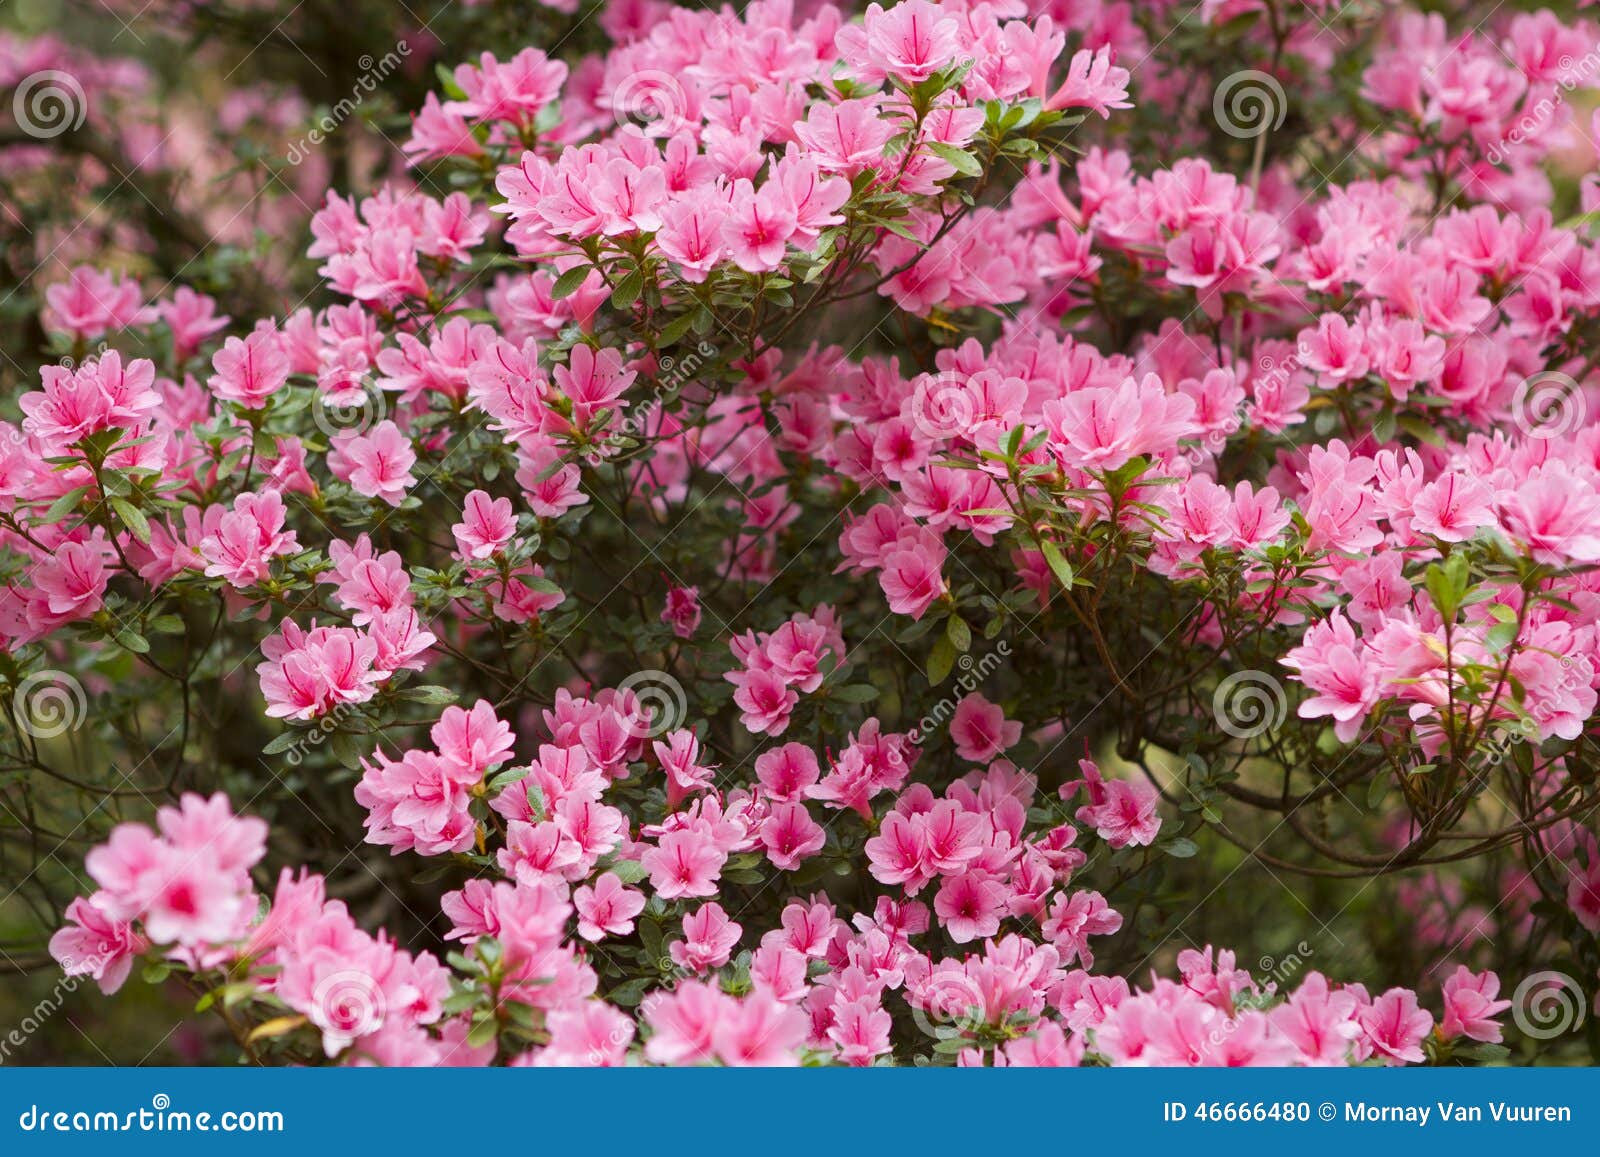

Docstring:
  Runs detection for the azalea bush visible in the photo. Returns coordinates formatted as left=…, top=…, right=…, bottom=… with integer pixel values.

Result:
left=4, top=0, right=1600, bottom=1066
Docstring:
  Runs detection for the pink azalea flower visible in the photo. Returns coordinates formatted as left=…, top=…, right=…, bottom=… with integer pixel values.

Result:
left=573, top=872, right=646, bottom=942
left=1439, top=966, right=1511, bottom=1044
left=948, top=693, right=1022, bottom=762
left=670, top=902, right=742, bottom=972
left=1359, top=987, right=1434, bottom=1066
left=452, top=489, right=516, bottom=560
left=329, top=420, right=418, bottom=506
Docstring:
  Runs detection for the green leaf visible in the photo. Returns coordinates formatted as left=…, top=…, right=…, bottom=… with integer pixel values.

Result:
left=1164, top=837, right=1198, bottom=858
left=487, top=765, right=531, bottom=790
left=109, top=497, right=151, bottom=544
left=551, top=265, right=591, bottom=300
left=830, top=683, right=880, bottom=704
left=607, top=977, right=652, bottom=1008
left=1366, top=773, right=1390, bottom=811
left=1039, top=539, right=1074, bottom=589
left=608, top=857, right=648, bottom=885
left=261, top=730, right=303, bottom=756
left=401, top=685, right=459, bottom=704
left=927, top=141, right=983, bottom=178
left=1484, top=619, right=1519, bottom=653
left=465, top=1015, right=499, bottom=1049
left=655, top=311, right=698, bottom=349
left=927, top=635, right=956, bottom=685
left=1397, top=414, right=1445, bottom=447
left=43, top=485, right=91, bottom=523
left=945, top=614, right=972, bottom=653
left=433, top=63, right=467, bottom=101
left=246, top=1015, right=308, bottom=1044
left=611, top=270, right=645, bottom=310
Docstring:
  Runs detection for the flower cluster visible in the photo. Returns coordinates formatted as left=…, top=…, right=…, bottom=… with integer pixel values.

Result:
left=5, top=0, right=1600, bottom=1067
